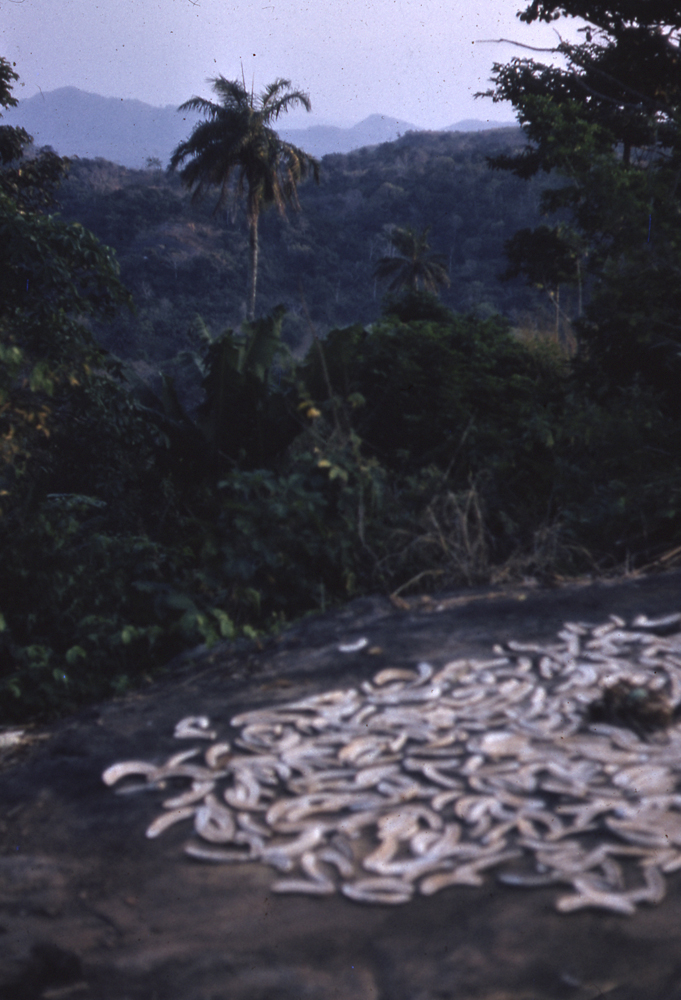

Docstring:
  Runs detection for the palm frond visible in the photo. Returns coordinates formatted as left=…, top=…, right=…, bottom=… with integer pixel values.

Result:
left=177, top=95, right=222, bottom=118
left=263, top=92, right=312, bottom=124
left=373, top=256, right=411, bottom=293
left=373, top=225, right=450, bottom=294
left=261, top=78, right=293, bottom=106
left=169, top=73, right=320, bottom=317
left=209, top=76, right=250, bottom=109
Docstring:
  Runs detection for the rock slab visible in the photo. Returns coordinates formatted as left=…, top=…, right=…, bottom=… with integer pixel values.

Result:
left=2, top=572, right=681, bottom=1000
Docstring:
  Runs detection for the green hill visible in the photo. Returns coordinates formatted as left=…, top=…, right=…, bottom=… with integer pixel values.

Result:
left=55, top=126, right=573, bottom=401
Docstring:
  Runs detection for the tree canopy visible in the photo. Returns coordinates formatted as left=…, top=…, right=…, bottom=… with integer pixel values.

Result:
left=6, top=37, right=681, bottom=729
left=373, top=225, right=450, bottom=296
left=477, top=1, right=681, bottom=404
left=169, top=76, right=319, bottom=320
left=55, top=127, right=555, bottom=354
left=0, top=56, right=132, bottom=503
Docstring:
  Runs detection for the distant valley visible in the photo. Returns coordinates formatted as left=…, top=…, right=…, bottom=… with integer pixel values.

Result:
left=1, top=86, right=516, bottom=168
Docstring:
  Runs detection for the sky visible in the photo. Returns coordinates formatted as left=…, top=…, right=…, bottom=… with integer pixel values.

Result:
left=0, top=0, right=587, bottom=129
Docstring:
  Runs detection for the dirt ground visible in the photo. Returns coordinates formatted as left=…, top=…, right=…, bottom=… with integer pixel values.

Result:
left=2, top=569, right=681, bottom=1000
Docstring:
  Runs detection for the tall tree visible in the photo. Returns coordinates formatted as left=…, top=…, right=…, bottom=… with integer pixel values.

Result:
left=373, top=225, right=450, bottom=295
left=0, top=60, right=70, bottom=213
left=475, top=3, right=681, bottom=401
left=0, top=57, right=132, bottom=501
left=169, top=76, right=319, bottom=321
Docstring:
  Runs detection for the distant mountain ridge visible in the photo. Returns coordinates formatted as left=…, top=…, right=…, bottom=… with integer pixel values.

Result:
left=278, top=115, right=515, bottom=158
left=0, top=87, right=516, bottom=168
left=0, top=87, right=203, bottom=169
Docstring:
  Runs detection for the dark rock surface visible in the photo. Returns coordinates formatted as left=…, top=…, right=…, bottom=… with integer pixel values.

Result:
left=2, top=570, right=681, bottom=1000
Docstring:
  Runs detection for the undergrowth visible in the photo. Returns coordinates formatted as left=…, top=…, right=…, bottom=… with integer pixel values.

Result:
left=2, top=307, right=681, bottom=725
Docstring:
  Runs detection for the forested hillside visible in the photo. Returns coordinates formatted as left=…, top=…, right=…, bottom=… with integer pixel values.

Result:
left=55, top=126, right=573, bottom=385
left=4, top=1, right=681, bottom=728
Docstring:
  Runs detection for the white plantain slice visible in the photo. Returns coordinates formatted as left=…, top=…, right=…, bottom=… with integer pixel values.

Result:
left=146, top=806, right=198, bottom=838
left=174, top=716, right=217, bottom=740
left=102, top=761, right=160, bottom=786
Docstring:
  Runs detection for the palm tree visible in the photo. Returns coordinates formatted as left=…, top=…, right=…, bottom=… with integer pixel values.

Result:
left=373, top=225, right=450, bottom=296
left=169, top=76, right=320, bottom=320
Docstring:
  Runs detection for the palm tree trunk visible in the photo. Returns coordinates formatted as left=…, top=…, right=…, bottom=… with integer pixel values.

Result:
left=247, top=210, right=259, bottom=321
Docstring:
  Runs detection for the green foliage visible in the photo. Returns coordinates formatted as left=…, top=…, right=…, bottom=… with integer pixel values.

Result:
left=500, top=221, right=586, bottom=288
left=214, top=462, right=356, bottom=611
left=550, top=383, right=681, bottom=567
left=286, top=313, right=572, bottom=577
left=0, top=57, right=133, bottom=504
left=115, top=304, right=303, bottom=479
left=169, top=75, right=319, bottom=320
left=373, top=225, right=450, bottom=295
left=4, top=287, right=681, bottom=724
left=194, top=305, right=302, bottom=469
left=300, top=313, right=563, bottom=484
left=53, top=127, right=560, bottom=367
left=5, top=45, right=681, bottom=730
left=478, top=3, right=681, bottom=403
left=0, top=500, right=244, bottom=721
left=0, top=60, right=71, bottom=214
left=382, top=288, right=458, bottom=324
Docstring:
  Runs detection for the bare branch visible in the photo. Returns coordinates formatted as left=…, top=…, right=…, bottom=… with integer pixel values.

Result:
left=474, top=38, right=561, bottom=53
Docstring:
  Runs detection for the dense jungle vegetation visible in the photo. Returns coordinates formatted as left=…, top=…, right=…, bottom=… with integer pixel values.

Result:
left=53, top=124, right=572, bottom=370
left=2, top=2, right=681, bottom=724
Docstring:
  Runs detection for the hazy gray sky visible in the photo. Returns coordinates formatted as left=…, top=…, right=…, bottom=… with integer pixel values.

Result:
left=1, top=0, right=585, bottom=127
